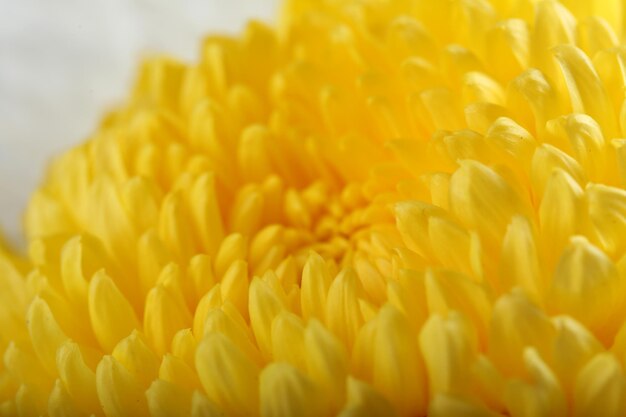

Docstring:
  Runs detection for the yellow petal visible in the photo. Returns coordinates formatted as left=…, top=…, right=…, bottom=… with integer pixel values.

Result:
left=429, top=394, right=501, bottom=417
left=249, top=225, right=284, bottom=272
left=195, top=333, right=260, bottom=417
left=203, top=306, right=263, bottom=366
left=530, top=1, right=575, bottom=74
left=573, top=353, right=626, bottom=417
left=587, top=184, right=626, bottom=256
left=305, top=319, right=349, bottom=410
left=551, top=316, right=603, bottom=395
left=27, top=297, right=68, bottom=375
left=386, top=269, right=428, bottom=333
left=121, top=176, right=161, bottom=234
left=87, top=178, right=137, bottom=269
left=553, top=44, right=617, bottom=137
left=137, top=230, right=173, bottom=296
left=60, top=235, right=108, bottom=310
left=531, top=144, right=585, bottom=198
left=387, top=16, right=437, bottom=63
left=190, top=390, right=224, bottom=417
left=469, top=355, right=506, bottom=412
left=489, top=290, right=555, bottom=376
left=144, top=276, right=193, bottom=356
left=486, top=19, right=529, bottom=82
left=229, top=186, right=264, bottom=236
left=354, top=256, right=387, bottom=305
left=428, top=215, right=482, bottom=281
left=538, top=168, right=586, bottom=270
left=325, top=268, right=365, bottom=348
left=158, top=192, right=198, bottom=261
left=3, top=342, right=50, bottom=392
left=193, top=285, right=222, bottom=338
left=146, top=379, right=191, bottom=417
left=425, top=269, right=492, bottom=345
left=415, top=88, right=465, bottom=132
left=48, top=379, right=79, bottom=417
left=220, top=260, right=249, bottom=320
left=499, top=215, right=542, bottom=302
left=95, top=355, right=149, bottom=417
left=0, top=255, right=27, bottom=321
left=171, top=328, right=197, bottom=368
left=237, top=125, right=274, bottom=182
left=351, top=320, right=378, bottom=382
left=419, top=313, right=478, bottom=396
left=373, top=305, right=426, bottom=417
left=395, top=201, right=447, bottom=259
left=214, top=233, right=247, bottom=279
left=271, top=311, right=306, bottom=370
left=24, top=189, right=75, bottom=239
left=187, top=254, right=216, bottom=303
left=15, top=383, right=47, bottom=417
left=549, top=236, right=622, bottom=342
left=338, top=377, right=397, bottom=417
left=484, top=117, right=535, bottom=165
left=504, top=348, right=567, bottom=417
left=578, top=15, right=618, bottom=60
left=159, top=354, right=201, bottom=391
left=465, top=103, right=512, bottom=134
left=188, top=173, right=224, bottom=257
left=463, top=72, right=505, bottom=106
left=56, top=341, right=99, bottom=414
left=449, top=160, right=530, bottom=248
left=249, top=277, right=285, bottom=357
left=507, top=69, right=560, bottom=136
left=112, top=330, right=160, bottom=388
left=260, top=363, right=328, bottom=417
left=88, top=270, right=140, bottom=352
left=546, top=113, right=608, bottom=182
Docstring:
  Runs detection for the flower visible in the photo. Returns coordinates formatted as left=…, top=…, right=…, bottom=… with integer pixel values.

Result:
left=3, top=0, right=626, bottom=415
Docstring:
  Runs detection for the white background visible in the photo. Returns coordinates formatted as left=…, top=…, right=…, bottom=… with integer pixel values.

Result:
left=0, top=0, right=278, bottom=246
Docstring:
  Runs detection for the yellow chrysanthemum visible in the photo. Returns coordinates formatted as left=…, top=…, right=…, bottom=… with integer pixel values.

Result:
left=5, top=0, right=626, bottom=415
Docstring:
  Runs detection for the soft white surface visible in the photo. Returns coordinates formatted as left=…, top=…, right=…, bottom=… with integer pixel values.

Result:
left=0, top=0, right=278, bottom=246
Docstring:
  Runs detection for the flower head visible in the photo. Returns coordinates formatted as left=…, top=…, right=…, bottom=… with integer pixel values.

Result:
left=3, top=0, right=626, bottom=416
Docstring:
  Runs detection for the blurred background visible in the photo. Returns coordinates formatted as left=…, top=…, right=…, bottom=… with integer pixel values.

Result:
left=0, top=0, right=278, bottom=246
